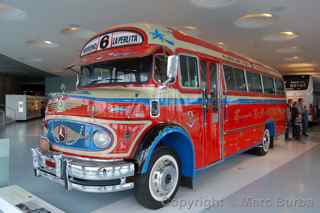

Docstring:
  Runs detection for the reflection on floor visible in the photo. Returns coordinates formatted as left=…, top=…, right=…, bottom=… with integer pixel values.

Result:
left=0, top=120, right=319, bottom=213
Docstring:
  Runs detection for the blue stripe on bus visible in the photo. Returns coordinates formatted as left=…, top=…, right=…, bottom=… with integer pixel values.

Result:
left=66, top=95, right=286, bottom=106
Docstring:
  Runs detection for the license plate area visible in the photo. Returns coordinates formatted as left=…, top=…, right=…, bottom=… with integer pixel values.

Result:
left=45, top=158, right=56, bottom=169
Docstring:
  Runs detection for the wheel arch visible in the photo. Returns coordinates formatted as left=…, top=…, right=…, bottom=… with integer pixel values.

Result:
left=134, top=124, right=195, bottom=187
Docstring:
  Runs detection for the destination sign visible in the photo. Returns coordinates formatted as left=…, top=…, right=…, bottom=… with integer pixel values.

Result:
left=81, top=31, right=143, bottom=56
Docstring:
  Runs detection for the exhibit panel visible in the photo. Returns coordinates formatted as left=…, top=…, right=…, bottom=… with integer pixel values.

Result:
left=5, top=95, right=46, bottom=121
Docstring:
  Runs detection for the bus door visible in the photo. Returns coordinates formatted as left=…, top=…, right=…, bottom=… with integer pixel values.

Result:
left=200, top=60, right=221, bottom=165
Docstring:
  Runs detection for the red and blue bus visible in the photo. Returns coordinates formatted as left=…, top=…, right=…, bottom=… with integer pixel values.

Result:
left=31, top=23, right=287, bottom=209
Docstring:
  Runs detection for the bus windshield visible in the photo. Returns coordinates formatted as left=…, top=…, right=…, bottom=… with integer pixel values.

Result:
left=283, top=75, right=310, bottom=90
left=79, top=56, right=152, bottom=87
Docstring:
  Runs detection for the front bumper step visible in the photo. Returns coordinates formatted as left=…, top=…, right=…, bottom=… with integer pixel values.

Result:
left=31, top=148, right=135, bottom=193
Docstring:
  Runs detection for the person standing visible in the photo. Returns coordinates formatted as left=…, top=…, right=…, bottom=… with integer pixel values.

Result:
left=302, top=105, right=309, bottom=136
left=285, top=99, right=293, bottom=140
left=298, top=98, right=309, bottom=137
left=292, top=102, right=301, bottom=140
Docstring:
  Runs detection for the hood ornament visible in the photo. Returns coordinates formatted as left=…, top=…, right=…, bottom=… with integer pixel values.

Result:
left=56, top=95, right=66, bottom=112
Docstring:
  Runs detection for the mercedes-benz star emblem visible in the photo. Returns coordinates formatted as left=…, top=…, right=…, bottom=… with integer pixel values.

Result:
left=57, top=125, right=66, bottom=142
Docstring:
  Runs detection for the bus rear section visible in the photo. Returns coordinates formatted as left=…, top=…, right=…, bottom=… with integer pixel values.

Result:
left=284, top=75, right=320, bottom=122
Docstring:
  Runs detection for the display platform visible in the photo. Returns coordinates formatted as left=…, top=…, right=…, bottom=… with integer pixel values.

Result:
left=0, top=185, right=65, bottom=213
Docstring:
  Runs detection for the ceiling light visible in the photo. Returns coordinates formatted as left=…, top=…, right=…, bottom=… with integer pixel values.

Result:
left=26, top=40, right=59, bottom=48
left=276, top=46, right=301, bottom=54
left=235, top=13, right=273, bottom=29
left=280, top=63, right=318, bottom=71
left=263, top=31, right=299, bottom=42
left=217, top=41, right=225, bottom=46
left=285, top=63, right=317, bottom=69
left=0, top=3, right=27, bottom=21
left=61, top=24, right=81, bottom=33
left=29, top=58, right=43, bottom=63
left=61, top=24, right=96, bottom=39
left=184, top=26, right=197, bottom=30
left=281, top=31, right=295, bottom=36
left=284, top=56, right=301, bottom=62
left=190, top=0, right=237, bottom=9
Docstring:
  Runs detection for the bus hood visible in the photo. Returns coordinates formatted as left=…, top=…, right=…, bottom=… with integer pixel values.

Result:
left=46, top=87, right=155, bottom=119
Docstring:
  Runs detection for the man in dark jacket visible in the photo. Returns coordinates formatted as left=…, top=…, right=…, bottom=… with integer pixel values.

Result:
left=292, top=102, right=301, bottom=140
left=285, top=99, right=293, bottom=140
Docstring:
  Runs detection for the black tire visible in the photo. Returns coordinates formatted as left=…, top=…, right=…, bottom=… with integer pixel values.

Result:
left=134, top=146, right=180, bottom=209
left=253, top=128, right=272, bottom=156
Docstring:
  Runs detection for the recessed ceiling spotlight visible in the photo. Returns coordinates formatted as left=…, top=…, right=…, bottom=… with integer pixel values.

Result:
left=276, top=46, right=301, bottom=54
left=61, top=24, right=96, bottom=39
left=285, top=63, right=317, bottom=69
left=190, top=0, right=237, bottom=9
left=184, top=25, right=197, bottom=30
left=29, top=58, right=43, bottom=63
left=235, top=13, right=273, bottom=29
left=217, top=41, right=225, bottom=46
left=280, top=63, right=318, bottom=71
left=263, top=31, right=299, bottom=42
left=61, top=24, right=81, bottom=33
left=26, top=40, right=60, bottom=48
left=284, top=56, right=301, bottom=62
left=0, top=3, right=27, bottom=21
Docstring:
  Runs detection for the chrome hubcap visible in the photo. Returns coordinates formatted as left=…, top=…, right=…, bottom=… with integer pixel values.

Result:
left=149, top=155, right=179, bottom=202
left=262, top=129, right=270, bottom=152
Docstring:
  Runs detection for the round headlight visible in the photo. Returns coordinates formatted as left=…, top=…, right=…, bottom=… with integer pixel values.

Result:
left=93, top=131, right=113, bottom=149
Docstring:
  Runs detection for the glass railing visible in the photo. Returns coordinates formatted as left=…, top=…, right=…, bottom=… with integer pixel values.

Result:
left=0, top=105, right=16, bottom=128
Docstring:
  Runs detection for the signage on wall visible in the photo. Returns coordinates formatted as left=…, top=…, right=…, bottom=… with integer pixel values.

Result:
left=81, top=31, right=144, bottom=56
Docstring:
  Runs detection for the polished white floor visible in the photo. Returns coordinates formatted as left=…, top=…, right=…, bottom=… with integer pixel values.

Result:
left=1, top=120, right=319, bottom=213
left=93, top=137, right=319, bottom=213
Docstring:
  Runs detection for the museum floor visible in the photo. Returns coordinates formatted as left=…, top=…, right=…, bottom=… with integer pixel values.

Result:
left=0, top=120, right=319, bottom=213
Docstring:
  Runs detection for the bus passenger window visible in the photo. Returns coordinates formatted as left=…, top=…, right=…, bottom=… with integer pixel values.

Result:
left=275, top=79, right=285, bottom=95
left=154, top=55, right=168, bottom=83
left=223, top=65, right=246, bottom=92
left=200, top=61, right=207, bottom=89
left=210, top=64, right=217, bottom=97
left=210, top=64, right=218, bottom=111
left=247, top=71, right=263, bottom=93
left=180, top=55, right=199, bottom=88
left=262, top=75, right=275, bottom=94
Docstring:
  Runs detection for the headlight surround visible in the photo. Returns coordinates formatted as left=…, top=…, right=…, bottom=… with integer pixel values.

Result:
left=92, top=130, right=113, bottom=149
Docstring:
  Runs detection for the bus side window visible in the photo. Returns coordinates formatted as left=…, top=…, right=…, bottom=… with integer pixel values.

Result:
left=200, top=60, right=208, bottom=90
left=223, top=65, right=246, bottom=92
left=247, top=71, right=263, bottom=93
left=154, top=55, right=168, bottom=83
left=210, top=64, right=218, bottom=111
left=275, top=79, right=285, bottom=95
left=180, top=55, right=200, bottom=88
left=262, top=75, right=275, bottom=94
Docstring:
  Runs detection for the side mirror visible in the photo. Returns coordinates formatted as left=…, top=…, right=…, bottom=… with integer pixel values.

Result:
left=166, top=55, right=179, bottom=83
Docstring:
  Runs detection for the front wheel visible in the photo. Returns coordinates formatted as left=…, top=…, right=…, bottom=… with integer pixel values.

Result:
left=134, top=146, right=180, bottom=209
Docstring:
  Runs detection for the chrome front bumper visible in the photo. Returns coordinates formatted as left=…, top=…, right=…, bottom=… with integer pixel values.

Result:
left=31, top=148, right=135, bottom=193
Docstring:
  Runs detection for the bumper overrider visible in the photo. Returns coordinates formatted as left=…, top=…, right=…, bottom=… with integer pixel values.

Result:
left=31, top=148, right=135, bottom=193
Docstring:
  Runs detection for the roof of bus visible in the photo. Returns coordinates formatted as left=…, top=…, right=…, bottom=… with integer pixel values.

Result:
left=82, top=23, right=282, bottom=78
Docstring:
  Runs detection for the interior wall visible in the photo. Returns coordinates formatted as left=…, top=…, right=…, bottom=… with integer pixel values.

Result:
left=45, top=76, right=77, bottom=95
left=0, top=75, right=18, bottom=106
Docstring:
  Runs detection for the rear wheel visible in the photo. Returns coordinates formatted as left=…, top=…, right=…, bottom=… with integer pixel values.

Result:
left=134, top=146, right=180, bottom=209
left=253, top=128, right=271, bottom=156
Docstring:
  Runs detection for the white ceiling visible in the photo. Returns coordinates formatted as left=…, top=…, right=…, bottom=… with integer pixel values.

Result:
left=0, top=0, right=319, bottom=76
